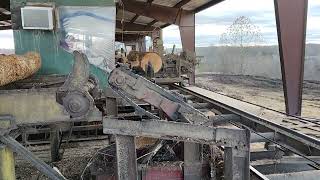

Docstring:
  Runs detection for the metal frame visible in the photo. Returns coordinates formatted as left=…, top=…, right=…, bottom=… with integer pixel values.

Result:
left=179, top=12, right=196, bottom=85
left=172, top=85, right=320, bottom=156
left=103, top=118, right=251, bottom=180
left=0, top=52, right=99, bottom=178
left=274, top=0, right=309, bottom=116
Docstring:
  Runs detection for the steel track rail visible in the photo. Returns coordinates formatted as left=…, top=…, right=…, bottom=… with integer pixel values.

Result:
left=170, top=84, right=320, bottom=156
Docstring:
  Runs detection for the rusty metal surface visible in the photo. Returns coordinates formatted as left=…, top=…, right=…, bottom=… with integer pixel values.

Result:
left=274, top=0, right=308, bottom=116
left=108, top=67, right=208, bottom=123
left=103, top=118, right=251, bottom=180
left=142, top=166, right=183, bottom=180
left=179, top=85, right=320, bottom=155
left=115, top=135, right=137, bottom=180
left=179, top=12, right=195, bottom=85
left=107, top=68, right=251, bottom=179
left=120, top=0, right=183, bottom=25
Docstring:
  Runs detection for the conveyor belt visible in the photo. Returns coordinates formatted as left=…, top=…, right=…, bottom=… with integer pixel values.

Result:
left=185, top=86, right=320, bottom=139
left=168, top=84, right=320, bottom=179
left=171, top=85, right=320, bottom=156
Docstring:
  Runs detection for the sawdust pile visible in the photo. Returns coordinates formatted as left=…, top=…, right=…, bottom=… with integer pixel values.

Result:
left=0, top=52, right=41, bottom=86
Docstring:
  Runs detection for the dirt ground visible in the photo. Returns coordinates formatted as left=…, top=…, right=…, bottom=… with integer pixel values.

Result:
left=15, top=140, right=110, bottom=180
left=196, top=73, right=320, bottom=119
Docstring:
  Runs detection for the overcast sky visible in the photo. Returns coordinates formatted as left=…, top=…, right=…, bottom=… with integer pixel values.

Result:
left=0, top=0, right=319, bottom=49
left=163, top=0, right=320, bottom=48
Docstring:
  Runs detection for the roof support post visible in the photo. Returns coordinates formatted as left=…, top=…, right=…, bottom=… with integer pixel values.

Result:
left=115, top=135, right=137, bottom=180
left=274, top=0, right=308, bottom=116
left=179, top=12, right=195, bottom=85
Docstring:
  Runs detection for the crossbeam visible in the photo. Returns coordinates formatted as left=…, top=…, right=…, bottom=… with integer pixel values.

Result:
left=120, top=0, right=190, bottom=25
left=103, top=118, right=250, bottom=180
left=116, top=20, right=154, bottom=32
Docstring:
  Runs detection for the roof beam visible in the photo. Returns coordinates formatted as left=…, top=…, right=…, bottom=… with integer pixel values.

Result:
left=146, top=20, right=157, bottom=27
left=195, top=0, right=225, bottom=13
left=174, top=0, right=191, bottom=8
left=0, top=25, right=11, bottom=30
left=120, top=0, right=190, bottom=25
left=0, top=0, right=10, bottom=11
left=115, top=33, right=145, bottom=42
left=129, top=0, right=154, bottom=25
left=130, top=14, right=139, bottom=23
left=116, top=20, right=154, bottom=32
left=0, top=14, right=10, bottom=21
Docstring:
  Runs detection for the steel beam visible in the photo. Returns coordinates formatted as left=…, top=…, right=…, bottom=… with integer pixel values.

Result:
left=130, top=14, right=139, bottom=23
left=274, top=0, right=308, bottom=116
left=175, top=85, right=320, bottom=156
left=115, top=34, right=145, bottom=42
left=103, top=118, right=250, bottom=180
left=184, top=142, right=202, bottom=179
left=179, top=12, right=195, bottom=85
left=50, top=127, right=61, bottom=162
left=115, top=135, right=137, bottom=180
left=0, top=13, right=10, bottom=21
left=0, top=0, right=10, bottom=11
left=195, top=0, right=225, bottom=13
left=266, top=170, right=320, bottom=180
left=116, top=20, right=154, bottom=32
left=174, top=0, right=192, bottom=8
left=120, top=0, right=190, bottom=25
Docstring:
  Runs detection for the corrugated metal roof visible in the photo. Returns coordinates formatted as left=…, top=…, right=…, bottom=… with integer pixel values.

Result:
left=153, top=21, right=167, bottom=27
left=182, top=0, right=212, bottom=10
left=118, top=0, right=223, bottom=30
left=153, top=0, right=180, bottom=7
left=135, top=15, right=154, bottom=25
left=0, top=0, right=224, bottom=42
left=116, top=9, right=136, bottom=21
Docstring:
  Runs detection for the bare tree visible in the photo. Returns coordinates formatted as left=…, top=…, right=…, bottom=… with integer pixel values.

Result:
left=220, top=16, right=264, bottom=46
left=218, top=16, right=264, bottom=74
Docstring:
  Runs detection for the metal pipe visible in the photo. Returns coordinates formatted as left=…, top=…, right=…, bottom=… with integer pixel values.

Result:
left=0, top=135, right=66, bottom=180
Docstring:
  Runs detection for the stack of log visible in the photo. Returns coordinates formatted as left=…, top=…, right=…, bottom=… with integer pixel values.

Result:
left=126, top=51, right=162, bottom=73
left=0, top=52, right=41, bottom=86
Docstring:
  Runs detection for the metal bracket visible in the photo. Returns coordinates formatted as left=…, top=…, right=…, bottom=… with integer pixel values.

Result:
left=108, top=67, right=208, bottom=124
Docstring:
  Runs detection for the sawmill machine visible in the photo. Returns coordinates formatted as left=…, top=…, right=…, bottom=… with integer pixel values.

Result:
left=0, top=0, right=251, bottom=179
left=118, top=30, right=198, bottom=84
left=1, top=0, right=117, bottom=161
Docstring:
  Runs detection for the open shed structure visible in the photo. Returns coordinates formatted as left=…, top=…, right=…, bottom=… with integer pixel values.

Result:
left=1, top=1, right=318, bottom=180
left=0, top=0, right=309, bottom=117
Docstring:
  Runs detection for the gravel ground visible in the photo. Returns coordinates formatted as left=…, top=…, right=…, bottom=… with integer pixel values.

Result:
left=196, top=73, right=320, bottom=119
